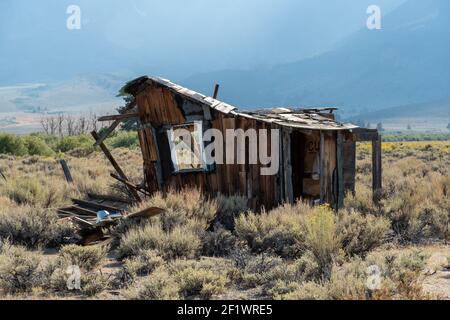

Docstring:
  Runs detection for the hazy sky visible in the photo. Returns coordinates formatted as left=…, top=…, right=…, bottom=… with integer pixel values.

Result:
left=0, top=0, right=406, bottom=84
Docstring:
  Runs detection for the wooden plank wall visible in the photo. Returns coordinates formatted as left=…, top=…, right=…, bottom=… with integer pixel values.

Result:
left=135, top=84, right=281, bottom=210
left=134, top=83, right=350, bottom=210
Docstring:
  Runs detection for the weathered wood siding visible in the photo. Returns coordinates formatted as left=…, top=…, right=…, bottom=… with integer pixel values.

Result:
left=135, top=83, right=282, bottom=210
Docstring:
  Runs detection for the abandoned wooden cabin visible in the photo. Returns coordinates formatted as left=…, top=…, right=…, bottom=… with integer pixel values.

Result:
left=94, top=76, right=382, bottom=210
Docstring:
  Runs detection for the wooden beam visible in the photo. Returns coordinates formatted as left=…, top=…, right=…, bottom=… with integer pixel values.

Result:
left=213, top=84, right=220, bottom=99
left=59, top=159, right=73, bottom=183
left=319, top=131, right=326, bottom=204
left=110, top=173, right=151, bottom=197
left=87, top=193, right=132, bottom=204
left=351, top=128, right=379, bottom=142
left=126, top=207, right=165, bottom=220
left=282, top=128, right=294, bottom=203
left=71, top=198, right=123, bottom=213
left=150, top=125, right=165, bottom=192
left=372, top=134, right=382, bottom=202
left=336, top=132, right=345, bottom=209
left=97, top=113, right=139, bottom=122
left=91, top=130, right=142, bottom=203
left=94, top=100, right=137, bottom=147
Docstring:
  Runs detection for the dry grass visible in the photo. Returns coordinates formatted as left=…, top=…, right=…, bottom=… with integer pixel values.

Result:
left=0, top=141, right=448, bottom=300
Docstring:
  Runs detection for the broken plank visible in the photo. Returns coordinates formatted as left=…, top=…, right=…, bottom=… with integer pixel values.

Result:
left=87, top=193, right=132, bottom=204
left=126, top=207, right=165, bottom=220
left=71, top=216, right=94, bottom=228
left=71, top=198, right=124, bottom=213
left=97, top=113, right=139, bottom=122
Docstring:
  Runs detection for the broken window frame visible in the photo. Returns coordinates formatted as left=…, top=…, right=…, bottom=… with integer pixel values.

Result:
left=166, top=121, right=208, bottom=174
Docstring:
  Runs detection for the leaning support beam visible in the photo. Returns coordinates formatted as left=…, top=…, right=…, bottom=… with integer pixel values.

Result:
left=110, top=173, right=151, bottom=197
left=372, top=134, right=382, bottom=202
left=91, top=131, right=142, bottom=203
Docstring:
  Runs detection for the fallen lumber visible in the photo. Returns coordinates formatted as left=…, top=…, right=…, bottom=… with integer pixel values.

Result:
left=110, top=173, right=151, bottom=196
left=126, top=207, right=165, bottom=220
left=71, top=198, right=124, bottom=213
left=87, top=193, right=132, bottom=204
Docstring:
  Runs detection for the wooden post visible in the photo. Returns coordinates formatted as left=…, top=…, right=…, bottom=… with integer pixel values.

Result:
left=282, top=128, right=294, bottom=203
left=91, top=130, right=142, bottom=203
left=372, top=134, right=382, bottom=202
left=336, top=132, right=345, bottom=209
left=151, top=125, right=165, bottom=192
left=319, top=131, right=326, bottom=204
left=213, top=84, right=220, bottom=99
left=59, top=159, right=74, bottom=183
left=0, top=168, right=7, bottom=181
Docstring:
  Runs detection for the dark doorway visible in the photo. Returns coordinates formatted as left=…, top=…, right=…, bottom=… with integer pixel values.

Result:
left=291, top=131, right=306, bottom=200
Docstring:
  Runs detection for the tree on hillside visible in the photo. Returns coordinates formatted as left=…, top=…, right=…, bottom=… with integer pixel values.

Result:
left=376, top=122, right=384, bottom=132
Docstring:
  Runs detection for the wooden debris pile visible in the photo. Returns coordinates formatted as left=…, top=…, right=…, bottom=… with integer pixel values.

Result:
left=57, top=193, right=164, bottom=245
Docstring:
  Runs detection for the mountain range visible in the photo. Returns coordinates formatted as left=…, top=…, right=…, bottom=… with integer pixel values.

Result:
left=182, top=0, right=450, bottom=129
left=0, top=0, right=449, bottom=132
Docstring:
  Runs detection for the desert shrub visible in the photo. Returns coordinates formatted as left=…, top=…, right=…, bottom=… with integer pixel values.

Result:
left=106, top=131, right=139, bottom=149
left=144, top=190, right=217, bottom=229
left=122, top=267, right=180, bottom=300
left=304, top=206, right=340, bottom=278
left=22, top=135, right=54, bottom=157
left=169, top=257, right=234, bottom=299
left=55, top=135, right=92, bottom=153
left=123, top=249, right=164, bottom=278
left=235, top=202, right=310, bottom=258
left=0, top=242, right=41, bottom=294
left=200, top=224, right=237, bottom=257
left=3, top=178, right=71, bottom=207
left=289, top=250, right=321, bottom=282
left=176, top=267, right=228, bottom=299
left=271, top=281, right=330, bottom=300
left=0, top=207, right=76, bottom=249
left=158, top=208, right=188, bottom=232
left=215, top=194, right=248, bottom=230
left=0, top=134, right=28, bottom=156
left=118, top=223, right=201, bottom=260
left=336, top=209, right=390, bottom=257
left=239, top=254, right=290, bottom=289
left=59, top=244, right=107, bottom=271
left=80, top=273, right=108, bottom=297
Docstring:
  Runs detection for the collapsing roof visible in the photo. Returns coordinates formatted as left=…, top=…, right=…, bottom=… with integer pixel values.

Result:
left=122, top=76, right=359, bottom=131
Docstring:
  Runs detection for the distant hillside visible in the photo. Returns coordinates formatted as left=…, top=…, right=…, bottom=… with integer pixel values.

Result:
left=183, top=0, right=450, bottom=118
left=350, top=99, right=450, bottom=131
left=0, top=74, right=124, bottom=134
